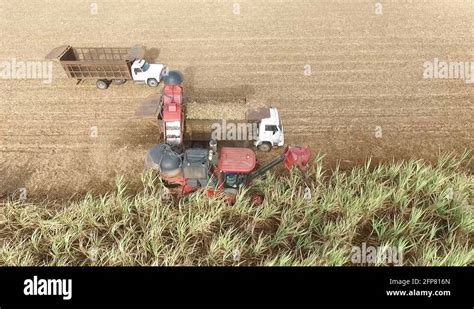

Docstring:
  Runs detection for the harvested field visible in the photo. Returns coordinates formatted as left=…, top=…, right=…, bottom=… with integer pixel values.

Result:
left=0, top=0, right=473, bottom=201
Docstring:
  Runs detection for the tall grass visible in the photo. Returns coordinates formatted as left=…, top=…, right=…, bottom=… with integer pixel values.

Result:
left=0, top=153, right=472, bottom=266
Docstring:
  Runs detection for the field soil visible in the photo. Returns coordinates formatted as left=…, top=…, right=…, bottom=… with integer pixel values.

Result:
left=0, top=0, right=472, bottom=200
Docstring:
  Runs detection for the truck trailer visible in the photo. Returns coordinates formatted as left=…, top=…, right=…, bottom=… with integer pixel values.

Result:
left=136, top=82, right=284, bottom=152
left=45, top=45, right=167, bottom=89
left=184, top=106, right=284, bottom=152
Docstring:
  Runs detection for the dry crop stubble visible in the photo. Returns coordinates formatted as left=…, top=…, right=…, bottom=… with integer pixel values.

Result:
left=0, top=0, right=472, bottom=200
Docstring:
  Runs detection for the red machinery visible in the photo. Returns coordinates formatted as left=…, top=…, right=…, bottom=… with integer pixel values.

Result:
left=160, top=82, right=184, bottom=147
left=135, top=71, right=185, bottom=149
left=142, top=70, right=311, bottom=203
left=145, top=142, right=311, bottom=203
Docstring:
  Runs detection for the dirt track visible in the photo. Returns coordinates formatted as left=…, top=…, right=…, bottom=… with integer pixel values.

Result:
left=1, top=0, right=473, bottom=200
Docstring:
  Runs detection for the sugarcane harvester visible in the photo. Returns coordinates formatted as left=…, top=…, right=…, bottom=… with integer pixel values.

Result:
left=142, top=73, right=310, bottom=202
left=145, top=142, right=311, bottom=203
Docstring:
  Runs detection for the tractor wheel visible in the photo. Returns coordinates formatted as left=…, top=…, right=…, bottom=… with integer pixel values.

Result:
left=113, top=79, right=126, bottom=85
left=250, top=191, right=264, bottom=205
left=147, top=78, right=159, bottom=87
left=96, top=79, right=109, bottom=90
left=257, top=142, right=272, bottom=152
left=223, top=188, right=238, bottom=205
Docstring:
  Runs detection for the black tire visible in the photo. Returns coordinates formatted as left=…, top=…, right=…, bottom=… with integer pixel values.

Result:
left=113, top=79, right=126, bottom=85
left=163, top=70, right=183, bottom=85
left=248, top=190, right=264, bottom=205
left=257, top=142, right=272, bottom=152
left=147, top=78, right=159, bottom=87
left=96, top=79, right=109, bottom=90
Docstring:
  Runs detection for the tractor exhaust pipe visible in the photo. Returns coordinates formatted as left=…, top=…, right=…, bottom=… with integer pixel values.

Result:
left=208, top=139, right=218, bottom=162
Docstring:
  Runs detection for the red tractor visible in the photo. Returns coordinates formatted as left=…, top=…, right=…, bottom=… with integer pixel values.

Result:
left=145, top=141, right=311, bottom=203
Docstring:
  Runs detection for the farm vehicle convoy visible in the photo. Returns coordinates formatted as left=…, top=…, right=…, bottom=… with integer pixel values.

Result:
left=45, top=45, right=312, bottom=203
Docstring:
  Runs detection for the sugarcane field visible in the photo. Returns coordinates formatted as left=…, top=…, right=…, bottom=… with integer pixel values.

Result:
left=0, top=0, right=472, bottom=280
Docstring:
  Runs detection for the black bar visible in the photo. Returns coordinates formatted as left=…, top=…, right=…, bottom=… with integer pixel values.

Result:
left=0, top=267, right=472, bottom=306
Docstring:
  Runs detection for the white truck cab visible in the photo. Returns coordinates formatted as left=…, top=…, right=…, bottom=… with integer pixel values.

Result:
left=131, top=59, right=167, bottom=87
left=254, top=107, right=285, bottom=152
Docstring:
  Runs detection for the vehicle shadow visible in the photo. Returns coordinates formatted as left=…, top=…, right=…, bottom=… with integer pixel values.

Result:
left=144, top=47, right=160, bottom=62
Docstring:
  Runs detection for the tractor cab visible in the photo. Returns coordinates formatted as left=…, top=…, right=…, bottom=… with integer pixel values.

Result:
left=217, top=147, right=256, bottom=190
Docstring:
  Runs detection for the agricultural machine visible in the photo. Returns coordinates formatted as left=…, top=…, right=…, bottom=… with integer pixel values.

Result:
left=140, top=70, right=310, bottom=203
left=145, top=142, right=311, bottom=203
left=136, top=71, right=285, bottom=152
left=46, top=45, right=167, bottom=89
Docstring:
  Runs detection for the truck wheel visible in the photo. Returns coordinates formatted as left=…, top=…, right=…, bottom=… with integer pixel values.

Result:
left=147, top=78, right=159, bottom=87
left=257, top=142, right=272, bottom=152
left=113, top=79, right=126, bottom=85
left=96, top=79, right=109, bottom=90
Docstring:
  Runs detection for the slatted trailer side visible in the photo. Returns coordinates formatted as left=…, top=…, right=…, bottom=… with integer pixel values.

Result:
left=45, top=45, right=150, bottom=89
